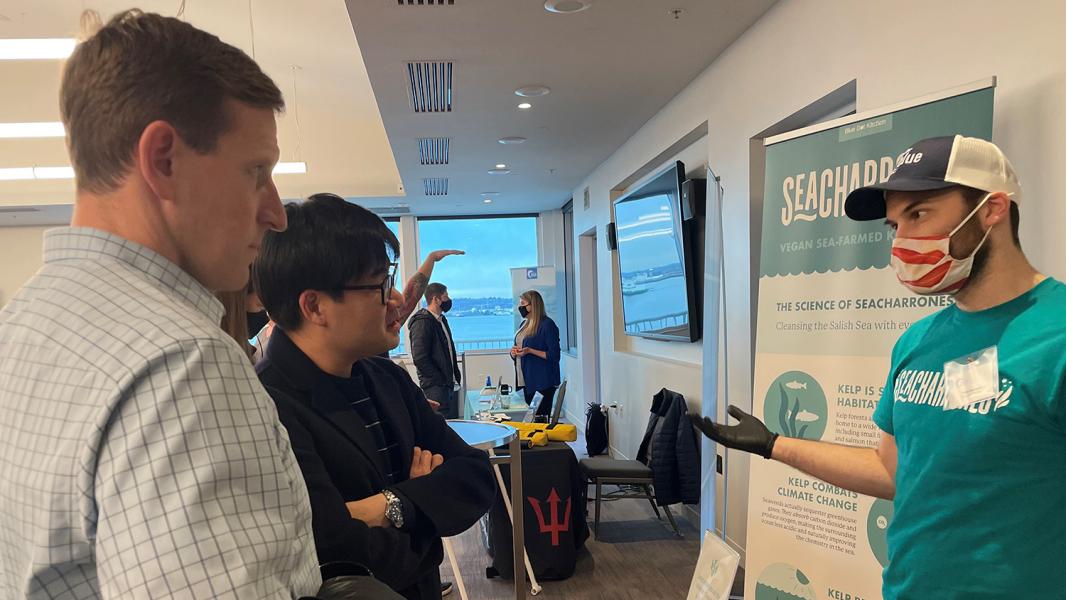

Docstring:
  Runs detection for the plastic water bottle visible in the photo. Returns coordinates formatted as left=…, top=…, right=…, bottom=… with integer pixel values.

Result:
left=485, top=375, right=492, bottom=387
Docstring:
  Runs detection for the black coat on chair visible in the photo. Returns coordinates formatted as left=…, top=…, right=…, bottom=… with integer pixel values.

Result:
left=257, top=329, right=495, bottom=600
left=636, top=388, right=701, bottom=506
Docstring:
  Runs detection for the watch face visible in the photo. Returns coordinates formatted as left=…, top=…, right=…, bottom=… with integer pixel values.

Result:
left=384, top=491, right=404, bottom=528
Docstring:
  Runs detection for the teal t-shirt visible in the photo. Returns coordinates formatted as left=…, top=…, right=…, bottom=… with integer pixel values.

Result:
left=873, top=278, right=1066, bottom=599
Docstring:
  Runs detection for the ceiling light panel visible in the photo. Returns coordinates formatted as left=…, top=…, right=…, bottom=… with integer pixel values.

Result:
left=0, top=38, right=76, bottom=60
left=0, top=122, right=65, bottom=138
left=422, top=177, right=449, bottom=196
left=0, top=162, right=307, bottom=180
left=417, top=137, right=450, bottom=165
left=272, top=162, right=307, bottom=174
left=406, top=61, right=454, bottom=113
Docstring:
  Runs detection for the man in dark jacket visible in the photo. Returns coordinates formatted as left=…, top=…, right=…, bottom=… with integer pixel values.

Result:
left=253, top=194, right=495, bottom=600
left=409, top=283, right=462, bottom=419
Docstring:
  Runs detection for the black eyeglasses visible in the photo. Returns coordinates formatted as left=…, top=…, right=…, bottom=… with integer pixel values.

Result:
left=335, top=262, right=397, bottom=305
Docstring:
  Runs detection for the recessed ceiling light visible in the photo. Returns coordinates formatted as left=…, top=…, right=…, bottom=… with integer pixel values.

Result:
left=498, top=136, right=527, bottom=145
left=495, top=163, right=507, bottom=169
left=488, top=168, right=511, bottom=175
left=0, top=38, right=76, bottom=60
left=0, top=122, right=65, bottom=138
left=483, top=198, right=493, bottom=204
left=515, top=85, right=551, bottom=98
left=518, top=102, right=532, bottom=110
left=544, top=0, right=592, bottom=14
left=272, top=162, right=307, bottom=175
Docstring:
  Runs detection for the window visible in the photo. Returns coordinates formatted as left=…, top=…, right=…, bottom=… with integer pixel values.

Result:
left=562, top=201, right=577, bottom=353
left=384, top=219, right=406, bottom=356
left=418, top=216, right=538, bottom=352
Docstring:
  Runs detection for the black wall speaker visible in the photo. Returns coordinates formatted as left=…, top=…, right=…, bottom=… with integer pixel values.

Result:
left=606, top=222, right=617, bottom=251
left=681, top=178, right=706, bottom=221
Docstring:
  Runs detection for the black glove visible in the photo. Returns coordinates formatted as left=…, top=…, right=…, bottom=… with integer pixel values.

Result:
left=688, top=405, right=778, bottom=459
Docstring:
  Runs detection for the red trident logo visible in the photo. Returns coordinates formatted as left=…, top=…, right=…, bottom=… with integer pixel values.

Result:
left=527, top=487, right=571, bottom=546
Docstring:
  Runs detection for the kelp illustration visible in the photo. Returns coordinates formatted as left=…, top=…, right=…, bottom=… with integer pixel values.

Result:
left=754, top=563, right=816, bottom=600
left=777, top=383, right=819, bottom=438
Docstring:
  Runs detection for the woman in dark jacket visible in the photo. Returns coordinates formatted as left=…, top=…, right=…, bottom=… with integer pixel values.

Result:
left=510, top=290, right=561, bottom=419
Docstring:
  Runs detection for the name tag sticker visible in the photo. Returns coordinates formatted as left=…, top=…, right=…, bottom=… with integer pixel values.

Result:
left=943, top=346, right=999, bottom=411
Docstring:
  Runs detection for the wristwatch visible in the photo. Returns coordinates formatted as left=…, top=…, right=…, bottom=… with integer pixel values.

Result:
left=382, top=489, right=405, bottom=529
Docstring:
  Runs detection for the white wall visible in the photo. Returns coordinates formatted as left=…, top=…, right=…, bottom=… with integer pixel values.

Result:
left=563, top=136, right=708, bottom=448
left=0, top=226, right=50, bottom=306
left=567, top=0, right=1066, bottom=560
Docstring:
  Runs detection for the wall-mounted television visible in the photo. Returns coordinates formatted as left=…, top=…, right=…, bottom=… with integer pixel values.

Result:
left=612, top=160, right=701, bottom=342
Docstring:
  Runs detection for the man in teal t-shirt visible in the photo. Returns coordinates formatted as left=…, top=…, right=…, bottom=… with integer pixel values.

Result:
left=690, top=135, right=1065, bottom=598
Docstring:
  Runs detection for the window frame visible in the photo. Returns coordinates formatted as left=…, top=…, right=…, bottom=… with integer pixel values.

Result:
left=414, top=213, right=540, bottom=355
left=561, top=200, right=578, bottom=355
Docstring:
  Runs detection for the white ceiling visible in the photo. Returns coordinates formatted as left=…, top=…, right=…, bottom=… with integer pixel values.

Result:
left=0, top=0, right=402, bottom=224
left=344, top=0, right=778, bottom=216
left=0, top=0, right=779, bottom=226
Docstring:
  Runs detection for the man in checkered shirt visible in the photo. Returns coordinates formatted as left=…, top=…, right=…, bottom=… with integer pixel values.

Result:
left=0, top=11, right=323, bottom=599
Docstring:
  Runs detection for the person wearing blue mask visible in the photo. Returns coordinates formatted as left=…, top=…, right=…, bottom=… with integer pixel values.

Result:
left=691, top=136, right=1066, bottom=599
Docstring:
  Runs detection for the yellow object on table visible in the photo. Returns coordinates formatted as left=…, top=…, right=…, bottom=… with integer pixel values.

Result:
left=506, top=421, right=578, bottom=448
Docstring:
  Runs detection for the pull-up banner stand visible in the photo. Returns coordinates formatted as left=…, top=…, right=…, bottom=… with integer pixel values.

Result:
left=744, top=79, right=994, bottom=600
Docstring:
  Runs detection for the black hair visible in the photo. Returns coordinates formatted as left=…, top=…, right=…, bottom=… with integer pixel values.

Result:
left=424, top=282, right=448, bottom=303
left=254, top=193, right=399, bottom=331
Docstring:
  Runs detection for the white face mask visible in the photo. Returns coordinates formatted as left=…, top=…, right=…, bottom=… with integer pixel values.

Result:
left=889, top=193, right=996, bottom=295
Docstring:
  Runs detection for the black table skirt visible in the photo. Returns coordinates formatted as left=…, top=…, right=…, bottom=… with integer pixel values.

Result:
left=484, top=441, right=590, bottom=580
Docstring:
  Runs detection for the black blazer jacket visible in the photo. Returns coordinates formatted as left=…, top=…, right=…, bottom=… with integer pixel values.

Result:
left=408, top=308, right=461, bottom=389
left=636, top=388, right=701, bottom=506
left=256, top=328, right=494, bottom=600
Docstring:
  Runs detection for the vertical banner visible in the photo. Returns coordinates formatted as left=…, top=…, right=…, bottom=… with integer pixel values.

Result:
left=745, top=83, right=994, bottom=600
left=511, top=265, right=559, bottom=335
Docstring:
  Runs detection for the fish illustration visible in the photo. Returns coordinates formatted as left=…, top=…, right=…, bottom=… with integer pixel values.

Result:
left=784, top=381, right=807, bottom=390
left=795, top=410, right=820, bottom=423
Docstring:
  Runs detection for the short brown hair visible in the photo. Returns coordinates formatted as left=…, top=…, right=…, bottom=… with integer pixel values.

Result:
left=425, top=282, right=448, bottom=303
left=60, top=10, right=284, bottom=194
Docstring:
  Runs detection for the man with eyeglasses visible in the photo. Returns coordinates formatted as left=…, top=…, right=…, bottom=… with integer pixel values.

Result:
left=253, top=194, right=495, bottom=600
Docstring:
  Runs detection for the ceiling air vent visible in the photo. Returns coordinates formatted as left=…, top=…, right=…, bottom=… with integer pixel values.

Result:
left=397, top=0, right=454, bottom=4
left=422, top=177, right=449, bottom=196
left=406, top=61, right=453, bottom=113
left=417, top=137, right=450, bottom=165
